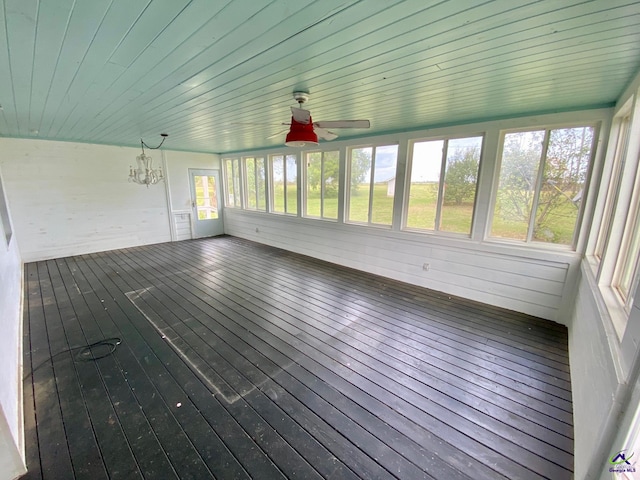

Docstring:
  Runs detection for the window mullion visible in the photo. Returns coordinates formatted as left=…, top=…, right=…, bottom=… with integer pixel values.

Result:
left=367, top=147, right=376, bottom=224
left=320, top=152, right=325, bottom=218
left=434, top=140, right=448, bottom=231
left=283, top=157, right=288, bottom=213
left=526, top=130, right=551, bottom=242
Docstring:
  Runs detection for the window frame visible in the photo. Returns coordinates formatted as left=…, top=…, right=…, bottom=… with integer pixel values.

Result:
left=594, top=113, right=631, bottom=261
left=268, top=153, right=298, bottom=216
left=345, top=143, right=399, bottom=227
left=303, top=149, right=340, bottom=221
left=242, top=156, right=266, bottom=211
left=487, top=123, right=599, bottom=249
left=402, top=134, right=484, bottom=236
left=222, top=157, right=242, bottom=208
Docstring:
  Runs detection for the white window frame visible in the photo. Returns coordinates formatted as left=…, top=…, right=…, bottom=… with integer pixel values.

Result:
left=243, top=156, right=266, bottom=211
left=402, top=134, right=483, bottom=236
left=487, top=123, right=598, bottom=248
left=345, top=143, right=398, bottom=227
left=303, top=149, right=339, bottom=221
left=589, top=91, right=640, bottom=340
left=268, top=153, right=298, bottom=216
left=222, top=157, right=242, bottom=208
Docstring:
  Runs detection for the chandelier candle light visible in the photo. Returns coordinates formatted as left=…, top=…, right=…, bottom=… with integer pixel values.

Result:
left=129, top=134, right=168, bottom=187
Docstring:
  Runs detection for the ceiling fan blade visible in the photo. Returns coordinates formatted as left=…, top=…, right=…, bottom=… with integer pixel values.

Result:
left=291, top=107, right=311, bottom=124
left=315, top=127, right=338, bottom=141
left=314, top=120, right=370, bottom=129
left=230, top=122, right=290, bottom=126
left=266, top=128, right=290, bottom=140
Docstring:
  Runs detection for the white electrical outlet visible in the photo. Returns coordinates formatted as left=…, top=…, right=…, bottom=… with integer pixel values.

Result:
left=422, top=263, right=430, bottom=271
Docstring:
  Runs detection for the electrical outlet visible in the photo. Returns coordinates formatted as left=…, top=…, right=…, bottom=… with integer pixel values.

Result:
left=422, top=263, right=430, bottom=271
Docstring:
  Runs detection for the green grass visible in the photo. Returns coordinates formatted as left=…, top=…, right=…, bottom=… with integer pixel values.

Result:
left=273, top=183, right=298, bottom=214
left=264, top=183, right=577, bottom=244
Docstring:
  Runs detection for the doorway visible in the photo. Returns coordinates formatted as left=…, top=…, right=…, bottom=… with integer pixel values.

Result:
left=189, top=169, right=224, bottom=238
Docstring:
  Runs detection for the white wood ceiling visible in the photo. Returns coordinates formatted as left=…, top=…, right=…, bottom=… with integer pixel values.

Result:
left=0, top=0, right=639, bottom=154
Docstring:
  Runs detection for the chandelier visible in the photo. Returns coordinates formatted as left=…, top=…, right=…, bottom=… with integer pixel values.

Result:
left=128, top=134, right=168, bottom=187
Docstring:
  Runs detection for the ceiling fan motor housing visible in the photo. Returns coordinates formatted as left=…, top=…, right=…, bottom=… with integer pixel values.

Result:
left=285, top=116, right=318, bottom=147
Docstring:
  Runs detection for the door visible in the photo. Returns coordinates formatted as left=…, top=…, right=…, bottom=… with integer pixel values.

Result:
left=189, top=169, right=224, bottom=238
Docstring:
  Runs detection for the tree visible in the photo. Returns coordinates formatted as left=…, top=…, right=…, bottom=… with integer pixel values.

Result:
left=306, top=151, right=339, bottom=197
left=534, top=127, right=592, bottom=240
left=350, top=148, right=372, bottom=195
left=495, top=127, right=593, bottom=243
left=443, top=147, right=479, bottom=205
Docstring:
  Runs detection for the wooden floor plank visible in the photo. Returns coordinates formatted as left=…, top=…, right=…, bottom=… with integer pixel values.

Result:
left=118, top=243, right=567, bottom=479
left=183, top=240, right=574, bottom=408
left=22, top=236, right=574, bottom=480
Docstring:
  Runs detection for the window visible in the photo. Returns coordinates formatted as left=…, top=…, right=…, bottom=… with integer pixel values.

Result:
left=304, top=150, right=339, bottom=220
left=270, top=154, right=298, bottom=215
left=613, top=199, right=640, bottom=308
left=491, top=126, right=595, bottom=245
left=346, top=144, right=398, bottom=226
left=405, top=136, right=482, bottom=234
left=595, top=114, right=631, bottom=260
left=244, top=156, right=266, bottom=211
left=223, top=157, right=242, bottom=208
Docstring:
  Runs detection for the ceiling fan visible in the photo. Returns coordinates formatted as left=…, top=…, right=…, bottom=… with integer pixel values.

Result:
left=279, top=91, right=370, bottom=147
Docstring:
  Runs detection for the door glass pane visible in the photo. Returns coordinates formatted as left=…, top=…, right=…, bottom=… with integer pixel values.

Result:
left=194, top=175, right=218, bottom=220
left=492, top=130, right=544, bottom=240
left=406, top=140, right=443, bottom=230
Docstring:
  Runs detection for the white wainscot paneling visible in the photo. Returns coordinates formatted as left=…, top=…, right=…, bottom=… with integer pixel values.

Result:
left=224, top=209, right=574, bottom=322
left=173, top=211, right=192, bottom=241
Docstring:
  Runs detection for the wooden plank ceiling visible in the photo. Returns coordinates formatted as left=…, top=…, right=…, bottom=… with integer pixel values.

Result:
left=0, top=0, right=639, bottom=154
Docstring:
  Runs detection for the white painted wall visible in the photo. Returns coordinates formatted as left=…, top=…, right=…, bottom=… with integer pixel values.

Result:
left=0, top=139, right=219, bottom=261
left=164, top=149, right=219, bottom=213
left=0, top=138, right=171, bottom=261
left=163, top=150, right=220, bottom=240
left=225, top=210, right=574, bottom=320
left=569, top=263, right=620, bottom=479
left=0, top=169, right=26, bottom=478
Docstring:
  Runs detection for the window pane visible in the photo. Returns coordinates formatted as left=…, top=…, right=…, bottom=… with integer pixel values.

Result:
left=285, top=155, right=298, bottom=214
left=245, top=158, right=257, bottom=209
left=224, top=158, right=239, bottom=207
left=348, top=147, right=372, bottom=222
left=194, top=175, right=218, bottom=219
left=534, top=127, right=594, bottom=244
left=255, top=157, right=266, bottom=211
left=323, top=151, right=339, bottom=220
left=406, top=140, right=443, bottom=230
left=232, top=158, right=241, bottom=208
left=441, top=137, right=482, bottom=234
left=492, top=131, right=544, bottom=240
left=617, top=219, right=640, bottom=302
left=306, top=152, right=322, bottom=217
left=595, top=117, right=630, bottom=259
left=272, top=155, right=285, bottom=213
left=371, top=145, right=398, bottom=225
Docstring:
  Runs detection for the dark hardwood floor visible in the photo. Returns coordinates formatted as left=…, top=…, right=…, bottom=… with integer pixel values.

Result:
left=22, top=235, right=573, bottom=479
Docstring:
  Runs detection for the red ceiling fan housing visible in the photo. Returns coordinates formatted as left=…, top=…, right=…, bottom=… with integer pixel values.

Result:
left=284, top=116, right=318, bottom=147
